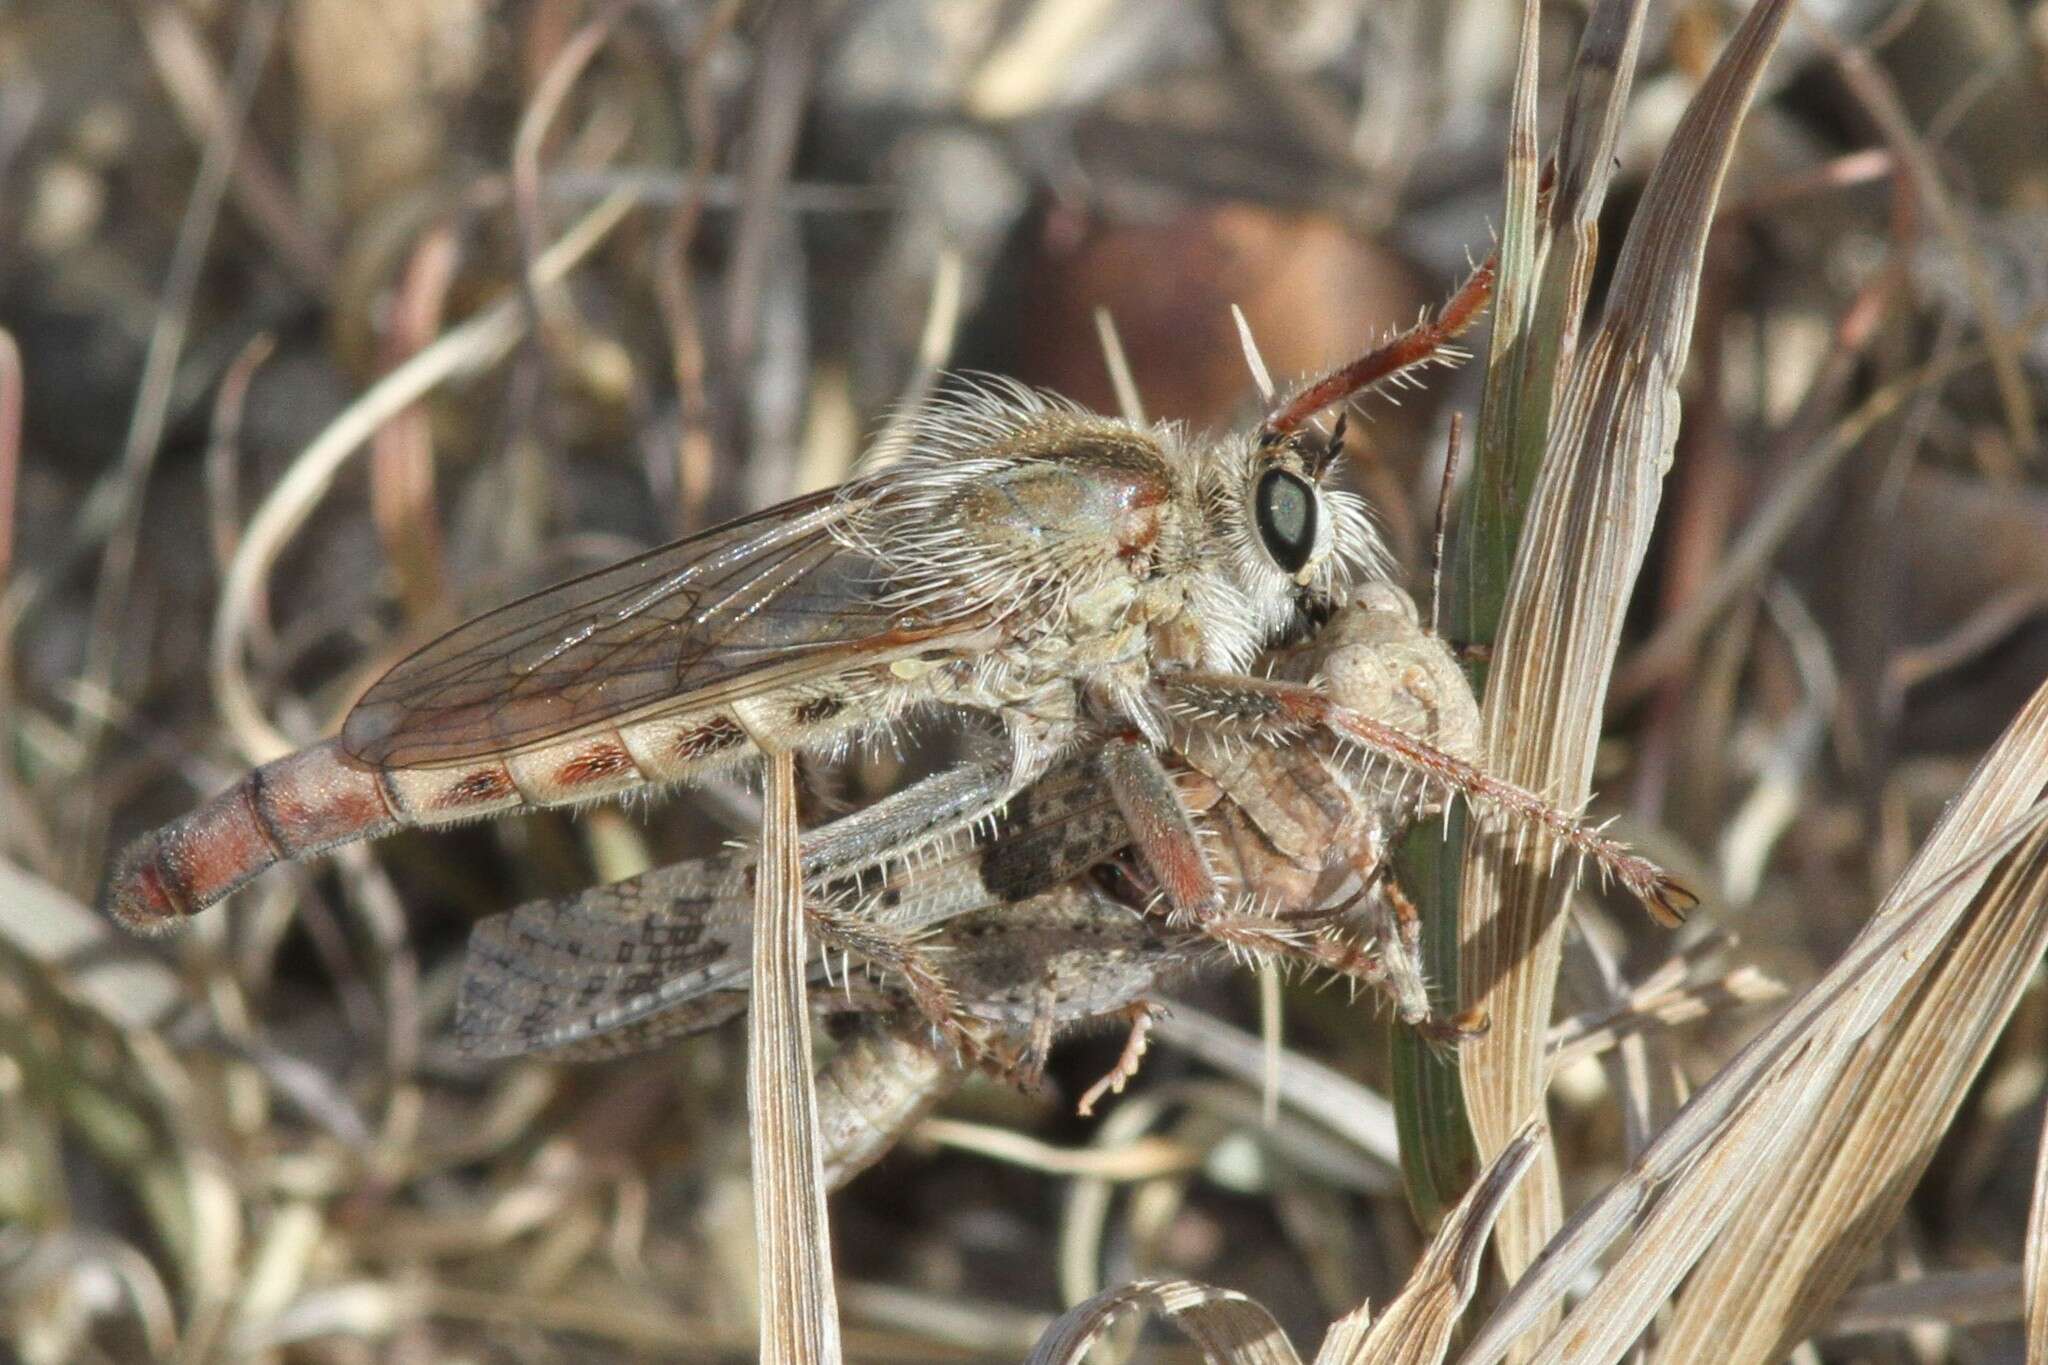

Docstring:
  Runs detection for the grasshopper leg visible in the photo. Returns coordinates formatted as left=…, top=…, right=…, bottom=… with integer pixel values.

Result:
left=1098, top=736, right=1227, bottom=922
left=1075, top=999, right=1165, bottom=1117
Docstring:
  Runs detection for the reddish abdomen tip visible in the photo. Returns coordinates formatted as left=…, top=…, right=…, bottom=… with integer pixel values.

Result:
left=100, top=740, right=401, bottom=934
left=102, top=832, right=192, bottom=935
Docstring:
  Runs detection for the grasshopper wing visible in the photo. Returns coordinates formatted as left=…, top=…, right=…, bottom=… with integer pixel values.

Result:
left=343, top=487, right=982, bottom=769
left=455, top=859, right=756, bottom=1059
left=454, top=757, right=1133, bottom=1059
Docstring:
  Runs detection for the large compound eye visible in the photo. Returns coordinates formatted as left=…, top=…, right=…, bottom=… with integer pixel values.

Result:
left=1254, top=468, right=1318, bottom=574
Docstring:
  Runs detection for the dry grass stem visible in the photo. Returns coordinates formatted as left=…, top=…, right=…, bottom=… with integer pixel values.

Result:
left=1318, top=1121, right=1543, bottom=1365
left=1150, top=1004, right=1400, bottom=1167
left=1027, top=1277, right=1299, bottom=1365
left=749, top=750, right=843, bottom=1363
left=914, top=1117, right=1202, bottom=1181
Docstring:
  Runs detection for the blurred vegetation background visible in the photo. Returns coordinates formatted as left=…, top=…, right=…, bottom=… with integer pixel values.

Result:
left=2, top=1, right=2047, bottom=1360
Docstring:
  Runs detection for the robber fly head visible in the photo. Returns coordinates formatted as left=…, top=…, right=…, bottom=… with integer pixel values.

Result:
left=1197, top=408, right=1382, bottom=649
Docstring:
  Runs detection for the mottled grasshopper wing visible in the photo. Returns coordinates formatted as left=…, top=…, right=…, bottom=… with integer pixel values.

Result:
left=455, top=756, right=1132, bottom=1059
left=456, top=854, right=757, bottom=1060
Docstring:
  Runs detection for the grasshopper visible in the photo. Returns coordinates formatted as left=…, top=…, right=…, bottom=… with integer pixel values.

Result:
left=104, top=254, right=1687, bottom=1048
left=453, top=585, right=1490, bottom=1087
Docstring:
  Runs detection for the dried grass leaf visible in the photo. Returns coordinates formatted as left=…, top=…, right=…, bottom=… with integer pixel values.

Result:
left=749, top=751, right=842, bottom=1363
left=1316, top=1121, right=1543, bottom=1365
left=1461, top=0, right=1648, bottom=633
left=1655, top=713, right=2048, bottom=1355
left=1025, top=1277, right=1302, bottom=1365
left=1455, top=783, right=2048, bottom=1365
left=1457, top=0, right=1791, bottom=1295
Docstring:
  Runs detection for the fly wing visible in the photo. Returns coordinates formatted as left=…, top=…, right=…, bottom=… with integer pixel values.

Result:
left=342, top=488, right=976, bottom=769
left=453, top=756, right=1135, bottom=1059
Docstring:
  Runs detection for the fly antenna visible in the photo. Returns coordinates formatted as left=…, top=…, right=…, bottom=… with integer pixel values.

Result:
left=1257, top=252, right=1498, bottom=447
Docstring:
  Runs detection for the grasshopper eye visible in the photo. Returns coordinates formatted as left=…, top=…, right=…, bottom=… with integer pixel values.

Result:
left=1254, top=469, right=1318, bottom=574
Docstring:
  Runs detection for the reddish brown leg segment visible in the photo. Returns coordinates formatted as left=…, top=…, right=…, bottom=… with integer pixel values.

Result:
left=1099, top=736, right=1225, bottom=921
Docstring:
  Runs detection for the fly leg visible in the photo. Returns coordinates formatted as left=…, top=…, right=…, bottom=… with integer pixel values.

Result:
left=797, top=751, right=1024, bottom=883
left=1378, top=873, right=1491, bottom=1044
left=790, top=730, right=1073, bottom=1063
left=1152, top=672, right=1696, bottom=927
left=1182, top=904, right=1487, bottom=1044
left=800, top=695, right=1076, bottom=886
left=1098, top=731, right=1473, bottom=1033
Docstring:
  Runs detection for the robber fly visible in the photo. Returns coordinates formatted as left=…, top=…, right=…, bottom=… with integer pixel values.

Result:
left=453, top=585, right=1484, bottom=1073
left=104, top=253, right=1686, bottom=1041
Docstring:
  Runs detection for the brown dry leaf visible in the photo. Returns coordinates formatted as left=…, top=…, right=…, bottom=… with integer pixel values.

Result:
left=1025, top=1277, right=1302, bottom=1365
left=1456, top=0, right=1791, bottom=1299
left=1454, top=778, right=2048, bottom=1362
left=1316, top=1121, right=1544, bottom=1365
left=749, top=751, right=843, bottom=1363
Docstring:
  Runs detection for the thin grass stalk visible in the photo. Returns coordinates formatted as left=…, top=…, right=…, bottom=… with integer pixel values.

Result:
left=1456, top=0, right=1790, bottom=1303
left=749, top=750, right=842, bottom=1363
